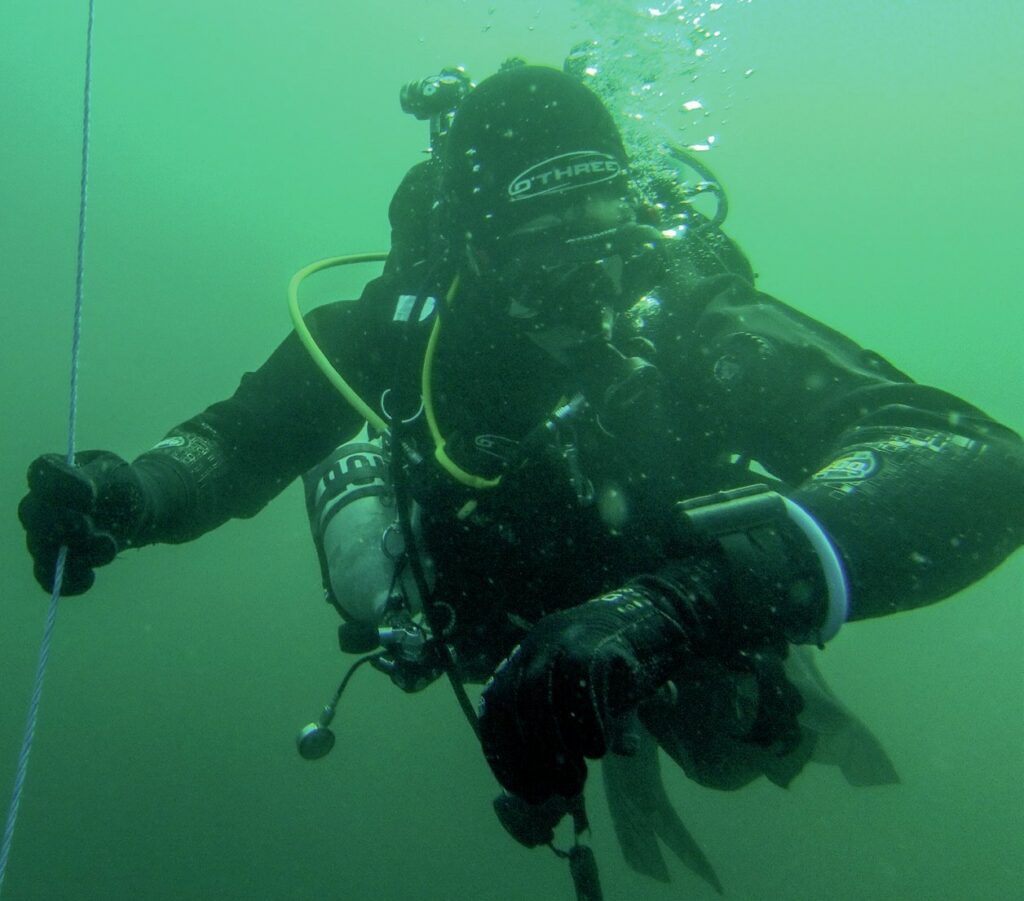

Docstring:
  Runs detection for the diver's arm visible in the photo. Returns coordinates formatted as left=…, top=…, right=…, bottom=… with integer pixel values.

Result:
left=480, top=271, right=1024, bottom=804
left=125, top=298, right=377, bottom=544
left=19, top=292, right=386, bottom=594
left=789, top=422, right=1023, bottom=618
left=479, top=316, right=1024, bottom=802
left=676, top=276, right=1024, bottom=619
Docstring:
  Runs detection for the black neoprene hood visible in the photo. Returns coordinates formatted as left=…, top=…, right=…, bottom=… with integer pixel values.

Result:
left=441, top=65, right=631, bottom=246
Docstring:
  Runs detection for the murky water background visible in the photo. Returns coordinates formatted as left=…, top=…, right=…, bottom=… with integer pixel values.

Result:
left=2, top=2, right=1021, bottom=899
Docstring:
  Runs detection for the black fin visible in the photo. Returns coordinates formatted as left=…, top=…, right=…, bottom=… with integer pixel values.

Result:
left=602, top=730, right=723, bottom=894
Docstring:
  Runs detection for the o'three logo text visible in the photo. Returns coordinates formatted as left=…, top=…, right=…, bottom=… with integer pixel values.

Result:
left=508, top=150, right=622, bottom=202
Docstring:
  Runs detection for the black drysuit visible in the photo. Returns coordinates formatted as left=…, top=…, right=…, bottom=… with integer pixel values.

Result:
left=129, top=233, right=1023, bottom=670
left=109, top=189, right=1022, bottom=888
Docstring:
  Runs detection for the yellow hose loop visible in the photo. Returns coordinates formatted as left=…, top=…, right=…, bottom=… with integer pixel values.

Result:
left=421, top=279, right=502, bottom=490
left=287, top=254, right=389, bottom=435
left=290, top=259, right=500, bottom=491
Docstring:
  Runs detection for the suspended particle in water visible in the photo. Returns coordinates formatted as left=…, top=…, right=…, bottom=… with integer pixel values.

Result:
left=689, top=134, right=717, bottom=151
left=598, top=485, right=630, bottom=533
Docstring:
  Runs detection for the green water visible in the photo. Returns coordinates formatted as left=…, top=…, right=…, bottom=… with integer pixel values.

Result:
left=2, top=2, right=1021, bottom=899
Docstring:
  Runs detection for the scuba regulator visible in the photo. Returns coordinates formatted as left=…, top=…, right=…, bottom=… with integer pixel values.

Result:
left=294, top=66, right=478, bottom=757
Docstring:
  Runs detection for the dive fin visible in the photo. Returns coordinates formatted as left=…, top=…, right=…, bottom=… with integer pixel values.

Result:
left=602, top=729, right=724, bottom=894
left=785, top=646, right=900, bottom=786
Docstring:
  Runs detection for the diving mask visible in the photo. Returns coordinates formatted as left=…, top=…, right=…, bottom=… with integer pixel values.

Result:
left=481, top=204, right=667, bottom=340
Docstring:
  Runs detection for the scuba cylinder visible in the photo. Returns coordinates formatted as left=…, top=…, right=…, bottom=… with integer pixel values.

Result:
left=305, top=434, right=400, bottom=623
left=296, top=433, right=440, bottom=761
left=303, top=432, right=427, bottom=625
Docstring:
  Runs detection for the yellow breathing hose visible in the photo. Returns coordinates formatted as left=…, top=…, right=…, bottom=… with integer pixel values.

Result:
left=421, top=276, right=502, bottom=489
left=288, top=254, right=501, bottom=490
left=287, top=253, right=390, bottom=435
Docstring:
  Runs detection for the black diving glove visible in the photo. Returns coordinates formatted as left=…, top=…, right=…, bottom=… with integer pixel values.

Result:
left=479, top=585, right=689, bottom=804
left=18, top=451, right=150, bottom=595
left=475, top=585, right=684, bottom=802
left=479, top=485, right=845, bottom=804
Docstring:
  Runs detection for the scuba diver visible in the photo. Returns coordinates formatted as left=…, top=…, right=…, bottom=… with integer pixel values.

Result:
left=18, top=60, right=1024, bottom=897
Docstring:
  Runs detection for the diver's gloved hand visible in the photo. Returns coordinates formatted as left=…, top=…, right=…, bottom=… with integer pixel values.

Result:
left=18, top=451, right=148, bottom=595
left=479, top=487, right=846, bottom=804
left=479, top=586, right=688, bottom=804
